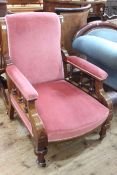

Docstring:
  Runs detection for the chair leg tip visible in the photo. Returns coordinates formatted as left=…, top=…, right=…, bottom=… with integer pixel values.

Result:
left=36, top=159, right=46, bottom=167
left=99, top=134, right=106, bottom=141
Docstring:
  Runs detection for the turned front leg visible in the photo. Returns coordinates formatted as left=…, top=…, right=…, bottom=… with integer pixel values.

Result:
left=35, top=147, right=48, bottom=167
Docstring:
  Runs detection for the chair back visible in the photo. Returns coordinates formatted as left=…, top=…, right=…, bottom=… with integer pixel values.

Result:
left=6, top=12, right=64, bottom=84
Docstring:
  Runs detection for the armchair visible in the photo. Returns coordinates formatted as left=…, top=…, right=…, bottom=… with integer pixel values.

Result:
left=72, top=21, right=117, bottom=92
left=5, top=12, right=112, bottom=167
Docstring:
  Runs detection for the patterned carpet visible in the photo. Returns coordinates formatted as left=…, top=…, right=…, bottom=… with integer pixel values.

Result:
left=0, top=97, right=117, bottom=175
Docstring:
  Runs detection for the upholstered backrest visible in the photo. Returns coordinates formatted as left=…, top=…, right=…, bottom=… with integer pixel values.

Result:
left=6, top=12, right=64, bottom=84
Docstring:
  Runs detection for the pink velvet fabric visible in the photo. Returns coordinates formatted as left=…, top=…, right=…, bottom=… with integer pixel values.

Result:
left=34, top=80, right=109, bottom=142
left=66, top=56, right=108, bottom=80
left=6, top=12, right=64, bottom=84
left=6, top=64, right=38, bottom=101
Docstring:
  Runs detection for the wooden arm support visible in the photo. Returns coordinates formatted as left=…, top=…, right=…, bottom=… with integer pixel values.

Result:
left=6, top=64, right=48, bottom=166
left=62, top=48, right=113, bottom=123
left=27, top=101, right=48, bottom=155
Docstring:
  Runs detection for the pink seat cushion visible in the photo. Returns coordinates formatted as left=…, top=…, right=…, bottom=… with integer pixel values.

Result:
left=34, top=80, right=109, bottom=142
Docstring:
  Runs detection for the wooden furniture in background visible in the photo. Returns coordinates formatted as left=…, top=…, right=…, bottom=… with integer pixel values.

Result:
left=55, top=4, right=91, bottom=55
left=7, top=0, right=43, bottom=12
left=43, top=0, right=106, bottom=21
left=0, top=1, right=7, bottom=17
left=7, top=0, right=42, bottom=5
left=88, top=1, right=105, bottom=22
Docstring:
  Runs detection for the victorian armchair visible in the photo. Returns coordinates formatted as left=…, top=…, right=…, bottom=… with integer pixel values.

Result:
left=5, top=12, right=112, bottom=167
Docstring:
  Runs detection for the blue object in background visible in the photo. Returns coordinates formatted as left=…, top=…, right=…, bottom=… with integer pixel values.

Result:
left=72, top=28, right=117, bottom=90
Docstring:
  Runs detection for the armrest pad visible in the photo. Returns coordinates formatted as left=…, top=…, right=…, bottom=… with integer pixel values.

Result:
left=66, top=56, right=108, bottom=81
left=6, top=65, right=38, bottom=101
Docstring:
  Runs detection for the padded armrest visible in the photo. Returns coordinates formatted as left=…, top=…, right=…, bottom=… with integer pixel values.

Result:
left=6, top=65, right=38, bottom=101
left=66, top=56, right=108, bottom=81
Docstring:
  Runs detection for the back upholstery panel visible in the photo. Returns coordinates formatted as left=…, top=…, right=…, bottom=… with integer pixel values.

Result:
left=6, top=12, right=64, bottom=84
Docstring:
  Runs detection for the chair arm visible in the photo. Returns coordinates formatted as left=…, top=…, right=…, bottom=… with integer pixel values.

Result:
left=6, top=64, right=38, bottom=101
left=65, top=56, right=108, bottom=81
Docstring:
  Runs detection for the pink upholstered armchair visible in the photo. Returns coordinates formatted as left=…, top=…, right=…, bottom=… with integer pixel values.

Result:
left=5, top=12, right=112, bottom=167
